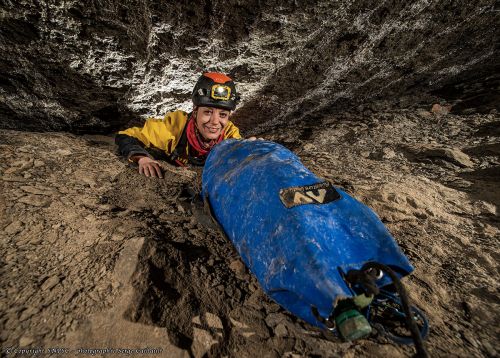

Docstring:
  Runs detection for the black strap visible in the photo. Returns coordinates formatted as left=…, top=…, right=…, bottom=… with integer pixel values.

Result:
left=347, top=263, right=429, bottom=358
left=169, top=115, right=206, bottom=166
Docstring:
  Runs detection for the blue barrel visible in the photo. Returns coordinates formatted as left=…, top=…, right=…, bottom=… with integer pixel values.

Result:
left=202, top=140, right=413, bottom=327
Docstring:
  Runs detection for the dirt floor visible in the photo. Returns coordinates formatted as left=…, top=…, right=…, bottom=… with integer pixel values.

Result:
left=0, top=108, right=498, bottom=357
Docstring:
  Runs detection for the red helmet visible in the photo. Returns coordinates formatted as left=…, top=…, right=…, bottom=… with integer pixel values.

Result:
left=192, top=72, right=239, bottom=110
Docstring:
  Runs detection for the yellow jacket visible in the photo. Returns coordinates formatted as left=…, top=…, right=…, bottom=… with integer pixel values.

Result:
left=116, top=110, right=241, bottom=164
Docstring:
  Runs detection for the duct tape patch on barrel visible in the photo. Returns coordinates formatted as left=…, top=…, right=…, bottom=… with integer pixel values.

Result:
left=279, top=181, right=341, bottom=208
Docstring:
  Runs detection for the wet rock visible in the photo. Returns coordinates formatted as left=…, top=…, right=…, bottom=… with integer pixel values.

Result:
left=110, top=233, right=125, bottom=241
left=4, top=167, right=16, bottom=175
left=303, top=143, right=317, bottom=151
left=265, top=313, right=287, bottom=328
left=4, top=220, right=24, bottom=235
left=406, top=197, right=420, bottom=209
left=2, top=175, right=27, bottom=182
left=230, top=317, right=256, bottom=338
left=474, top=201, right=497, bottom=216
left=482, top=340, right=496, bottom=357
left=375, top=148, right=396, bottom=159
left=9, top=158, right=34, bottom=172
left=425, top=147, right=474, bottom=168
left=417, top=109, right=432, bottom=118
left=176, top=203, right=185, bottom=213
left=17, top=195, right=51, bottom=207
left=462, top=332, right=479, bottom=348
left=191, top=313, right=223, bottom=358
left=230, top=308, right=270, bottom=339
left=41, top=275, right=60, bottom=291
left=380, top=148, right=396, bottom=160
left=369, top=147, right=396, bottom=160
left=266, top=302, right=282, bottom=313
left=405, top=144, right=474, bottom=168
left=55, top=149, right=72, bottom=156
left=20, top=185, right=52, bottom=195
left=229, top=259, right=246, bottom=277
left=431, top=103, right=452, bottom=115
left=448, top=322, right=461, bottom=332
left=33, top=159, right=45, bottom=168
left=18, top=336, right=35, bottom=347
left=205, top=312, right=223, bottom=331
left=46, top=231, right=59, bottom=243
left=225, top=286, right=243, bottom=301
left=60, top=289, right=79, bottom=305
left=19, top=307, right=40, bottom=322
left=245, top=289, right=266, bottom=310
left=283, top=353, right=302, bottom=358
left=0, top=329, right=9, bottom=342
left=274, top=323, right=288, bottom=337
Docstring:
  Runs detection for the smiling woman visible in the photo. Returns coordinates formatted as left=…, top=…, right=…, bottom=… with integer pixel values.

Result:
left=115, top=72, right=243, bottom=176
left=195, top=107, right=230, bottom=140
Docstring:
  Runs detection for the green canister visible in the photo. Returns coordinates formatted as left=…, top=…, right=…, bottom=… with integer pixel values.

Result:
left=334, top=300, right=372, bottom=341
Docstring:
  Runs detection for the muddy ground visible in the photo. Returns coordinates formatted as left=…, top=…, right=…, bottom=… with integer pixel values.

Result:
left=0, top=108, right=498, bottom=357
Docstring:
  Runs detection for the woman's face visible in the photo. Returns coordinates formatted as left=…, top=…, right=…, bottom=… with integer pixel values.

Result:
left=195, top=106, right=230, bottom=141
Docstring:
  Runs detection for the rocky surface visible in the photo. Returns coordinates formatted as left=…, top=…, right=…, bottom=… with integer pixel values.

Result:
left=1, top=108, right=498, bottom=357
left=1, top=1, right=499, bottom=357
left=1, top=0, right=499, bottom=133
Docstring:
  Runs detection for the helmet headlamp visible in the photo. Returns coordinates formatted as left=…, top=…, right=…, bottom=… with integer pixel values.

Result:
left=211, top=85, right=231, bottom=101
left=192, top=72, right=238, bottom=110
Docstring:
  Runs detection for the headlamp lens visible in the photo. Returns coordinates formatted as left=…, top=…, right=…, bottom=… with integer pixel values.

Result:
left=211, top=85, right=231, bottom=101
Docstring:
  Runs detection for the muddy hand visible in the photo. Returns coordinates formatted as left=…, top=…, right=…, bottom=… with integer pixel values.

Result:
left=137, top=157, right=163, bottom=178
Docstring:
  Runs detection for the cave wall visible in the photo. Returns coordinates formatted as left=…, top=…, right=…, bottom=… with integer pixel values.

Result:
left=0, top=0, right=498, bottom=133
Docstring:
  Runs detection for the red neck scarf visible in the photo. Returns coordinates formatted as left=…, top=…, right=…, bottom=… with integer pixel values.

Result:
left=186, top=113, right=225, bottom=156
